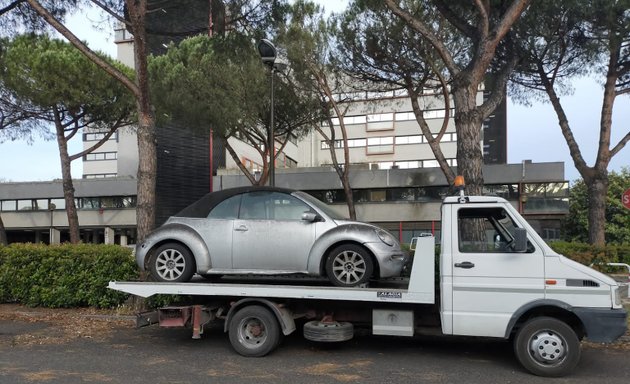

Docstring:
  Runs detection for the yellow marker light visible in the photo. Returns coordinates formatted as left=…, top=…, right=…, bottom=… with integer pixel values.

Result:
left=545, top=279, right=557, bottom=285
left=454, top=175, right=465, bottom=188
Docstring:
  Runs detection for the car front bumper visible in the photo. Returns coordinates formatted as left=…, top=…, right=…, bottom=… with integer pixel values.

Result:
left=364, top=242, right=407, bottom=278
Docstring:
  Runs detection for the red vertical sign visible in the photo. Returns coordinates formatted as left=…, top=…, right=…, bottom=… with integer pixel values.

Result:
left=622, top=188, right=630, bottom=210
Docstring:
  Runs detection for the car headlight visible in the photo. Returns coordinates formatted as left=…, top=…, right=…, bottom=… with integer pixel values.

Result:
left=376, top=229, right=395, bottom=246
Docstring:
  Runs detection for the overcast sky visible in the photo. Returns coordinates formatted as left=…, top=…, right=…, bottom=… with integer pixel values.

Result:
left=0, top=2, right=627, bottom=183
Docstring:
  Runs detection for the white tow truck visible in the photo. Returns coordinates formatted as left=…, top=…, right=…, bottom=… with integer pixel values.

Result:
left=109, top=183, right=627, bottom=377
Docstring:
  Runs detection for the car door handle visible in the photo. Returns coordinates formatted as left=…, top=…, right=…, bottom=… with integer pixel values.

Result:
left=235, top=225, right=248, bottom=232
left=454, top=261, right=475, bottom=269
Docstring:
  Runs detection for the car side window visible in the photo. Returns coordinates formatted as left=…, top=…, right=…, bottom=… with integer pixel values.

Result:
left=239, top=191, right=311, bottom=220
left=458, top=207, right=535, bottom=253
left=207, top=194, right=241, bottom=219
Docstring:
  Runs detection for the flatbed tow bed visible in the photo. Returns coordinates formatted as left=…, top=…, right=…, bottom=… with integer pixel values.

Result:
left=108, top=255, right=433, bottom=305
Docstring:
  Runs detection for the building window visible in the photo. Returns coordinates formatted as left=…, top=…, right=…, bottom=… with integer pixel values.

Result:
left=84, top=132, right=118, bottom=142
left=522, top=182, right=569, bottom=213
left=395, top=135, right=424, bottom=145
left=367, top=113, right=394, bottom=131
left=83, top=173, right=117, bottom=179
left=366, top=137, right=394, bottom=155
left=542, top=228, right=562, bottom=241
left=394, top=160, right=421, bottom=169
left=1, top=200, right=17, bottom=211
left=49, top=198, right=66, bottom=210
left=75, top=196, right=137, bottom=209
left=321, top=138, right=367, bottom=149
left=85, top=152, right=117, bottom=161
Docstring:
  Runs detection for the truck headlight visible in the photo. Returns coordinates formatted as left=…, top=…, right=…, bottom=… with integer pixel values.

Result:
left=376, top=229, right=395, bottom=246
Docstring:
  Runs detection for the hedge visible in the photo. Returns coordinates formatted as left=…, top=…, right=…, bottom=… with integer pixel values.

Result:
left=0, top=243, right=138, bottom=308
left=549, top=241, right=630, bottom=269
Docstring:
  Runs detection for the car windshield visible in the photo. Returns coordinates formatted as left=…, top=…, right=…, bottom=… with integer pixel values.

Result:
left=294, top=191, right=348, bottom=220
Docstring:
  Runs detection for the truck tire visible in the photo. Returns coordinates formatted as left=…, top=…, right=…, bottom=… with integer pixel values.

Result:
left=325, top=244, right=373, bottom=287
left=304, top=320, right=353, bottom=342
left=228, top=305, right=281, bottom=357
left=513, top=317, right=581, bottom=377
left=149, top=243, right=195, bottom=282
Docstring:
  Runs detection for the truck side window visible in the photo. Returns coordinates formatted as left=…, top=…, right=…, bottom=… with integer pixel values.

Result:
left=458, top=208, right=534, bottom=253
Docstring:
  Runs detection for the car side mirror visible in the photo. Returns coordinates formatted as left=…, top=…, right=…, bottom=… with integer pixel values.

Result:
left=512, top=228, right=528, bottom=252
left=301, top=212, right=320, bottom=222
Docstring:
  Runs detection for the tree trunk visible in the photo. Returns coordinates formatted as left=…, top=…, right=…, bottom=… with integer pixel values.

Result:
left=135, top=111, right=157, bottom=241
left=586, top=173, right=608, bottom=246
left=0, top=214, right=7, bottom=246
left=341, top=170, right=356, bottom=220
left=54, top=119, right=80, bottom=243
left=452, top=82, right=484, bottom=195
left=127, top=0, right=157, bottom=242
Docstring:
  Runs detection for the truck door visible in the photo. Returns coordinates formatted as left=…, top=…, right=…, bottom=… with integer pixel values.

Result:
left=449, top=205, right=544, bottom=337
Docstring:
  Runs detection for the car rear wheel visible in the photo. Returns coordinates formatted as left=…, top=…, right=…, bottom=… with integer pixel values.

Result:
left=149, top=243, right=195, bottom=282
left=325, top=244, right=373, bottom=287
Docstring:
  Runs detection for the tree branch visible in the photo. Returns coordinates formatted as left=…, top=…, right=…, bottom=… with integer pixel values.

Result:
left=69, top=123, right=121, bottom=161
left=610, top=131, right=630, bottom=158
left=384, top=0, right=460, bottom=75
left=0, top=0, right=24, bottom=16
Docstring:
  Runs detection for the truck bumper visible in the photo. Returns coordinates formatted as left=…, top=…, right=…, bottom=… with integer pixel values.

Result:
left=573, top=307, right=627, bottom=343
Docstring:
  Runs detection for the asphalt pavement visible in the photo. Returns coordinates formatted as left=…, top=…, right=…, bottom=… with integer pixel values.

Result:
left=1, top=314, right=629, bottom=384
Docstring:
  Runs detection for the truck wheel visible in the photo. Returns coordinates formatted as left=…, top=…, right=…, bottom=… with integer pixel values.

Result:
left=325, top=245, right=373, bottom=287
left=304, top=320, right=353, bottom=342
left=149, top=243, right=195, bottom=282
left=228, top=305, right=280, bottom=357
left=514, top=317, right=581, bottom=377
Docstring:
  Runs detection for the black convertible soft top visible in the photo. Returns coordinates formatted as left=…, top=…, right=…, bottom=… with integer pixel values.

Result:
left=174, top=186, right=298, bottom=218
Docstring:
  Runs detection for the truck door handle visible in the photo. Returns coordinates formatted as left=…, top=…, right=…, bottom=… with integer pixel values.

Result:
left=454, top=261, right=475, bottom=269
left=235, top=225, right=248, bottom=232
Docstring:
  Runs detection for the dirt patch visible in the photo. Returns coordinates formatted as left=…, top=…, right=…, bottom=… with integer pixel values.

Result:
left=0, top=304, right=134, bottom=346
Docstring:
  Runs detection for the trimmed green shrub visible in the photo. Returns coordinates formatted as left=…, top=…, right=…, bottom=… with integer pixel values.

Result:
left=0, top=243, right=138, bottom=308
left=549, top=241, right=630, bottom=269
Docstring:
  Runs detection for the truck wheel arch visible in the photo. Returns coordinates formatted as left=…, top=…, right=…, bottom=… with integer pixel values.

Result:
left=505, top=300, right=585, bottom=340
left=224, top=298, right=296, bottom=336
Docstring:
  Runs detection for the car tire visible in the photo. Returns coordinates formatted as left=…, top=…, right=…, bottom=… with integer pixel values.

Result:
left=149, top=243, right=196, bottom=282
left=228, top=305, right=281, bottom=357
left=513, top=316, right=581, bottom=377
left=325, top=244, right=373, bottom=287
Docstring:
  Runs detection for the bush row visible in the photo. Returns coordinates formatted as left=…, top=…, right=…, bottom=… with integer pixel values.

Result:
left=0, top=243, right=138, bottom=308
left=1, top=240, right=627, bottom=309
left=549, top=241, right=630, bottom=269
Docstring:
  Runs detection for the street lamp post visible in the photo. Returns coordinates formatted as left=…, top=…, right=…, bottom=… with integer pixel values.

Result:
left=257, top=39, right=278, bottom=187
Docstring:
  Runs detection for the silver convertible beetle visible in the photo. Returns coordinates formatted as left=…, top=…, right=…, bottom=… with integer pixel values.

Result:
left=136, top=186, right=406, bottom=287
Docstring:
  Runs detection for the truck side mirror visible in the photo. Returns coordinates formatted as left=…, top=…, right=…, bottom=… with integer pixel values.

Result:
left=512, top=228, right=528, bottom=252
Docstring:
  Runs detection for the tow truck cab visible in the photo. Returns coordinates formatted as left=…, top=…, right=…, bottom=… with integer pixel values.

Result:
left=440, top=194, right=626, bottom=344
